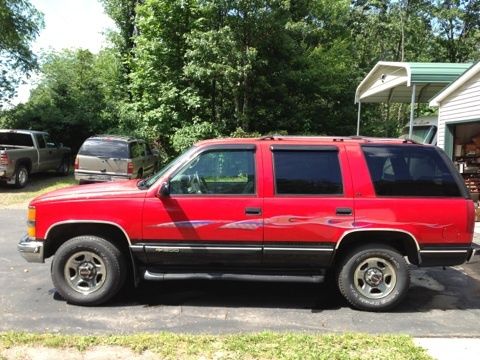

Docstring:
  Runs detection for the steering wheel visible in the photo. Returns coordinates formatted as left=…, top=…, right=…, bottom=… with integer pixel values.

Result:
left=191, top=172, right=209, bottom=194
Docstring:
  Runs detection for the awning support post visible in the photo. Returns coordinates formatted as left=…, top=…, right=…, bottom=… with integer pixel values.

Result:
left=409, top=84, right=416, bottom=138
left=356, top=102, right=362, bottom=136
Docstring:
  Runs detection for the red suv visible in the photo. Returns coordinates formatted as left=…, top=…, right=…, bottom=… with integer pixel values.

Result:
left=18, top=136, right=477, bottom=311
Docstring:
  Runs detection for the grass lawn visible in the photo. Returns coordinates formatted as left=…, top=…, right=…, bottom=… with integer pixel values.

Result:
left=0, top=173, right=76, bottom=208
left=0, top=332, right=432, bottom=360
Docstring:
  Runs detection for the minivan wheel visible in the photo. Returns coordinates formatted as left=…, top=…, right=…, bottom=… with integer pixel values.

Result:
left=51, top=236, right=126, bottom=306
left=337, top=244, right=410, bottom=311
left=14, top=165, right=29, bottom=188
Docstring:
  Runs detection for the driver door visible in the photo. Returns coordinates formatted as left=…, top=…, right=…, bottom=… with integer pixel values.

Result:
left=142, top=145, right=263, bottom=268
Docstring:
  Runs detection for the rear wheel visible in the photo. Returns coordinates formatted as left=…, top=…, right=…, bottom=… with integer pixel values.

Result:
left=51, top=236, right=127, bottom=306
left=14, top=165, right=29, bottom=188
left=337, top=244, right=410, bottom=311
left=57, top=157, right=70, bottom=176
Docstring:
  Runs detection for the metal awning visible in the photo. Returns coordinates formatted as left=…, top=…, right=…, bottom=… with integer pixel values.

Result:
left=355, top=62, right=472, bottom=137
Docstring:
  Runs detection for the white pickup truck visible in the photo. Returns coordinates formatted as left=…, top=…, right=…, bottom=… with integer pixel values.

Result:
left=0, top=129, right=71, bottom=188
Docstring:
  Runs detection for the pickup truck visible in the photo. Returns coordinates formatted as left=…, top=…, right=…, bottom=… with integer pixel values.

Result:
left=17, top=136, right=478, bottom=311
left=0, top=129, right=71, bottom=188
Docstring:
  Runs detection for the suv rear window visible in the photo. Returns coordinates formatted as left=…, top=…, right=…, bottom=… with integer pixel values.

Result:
left=273, top=148, right=343, bottom=195
left=362, top=145, right=462, bottom=197
left=0, top=133, right=34, bottom=147
left=78, top=139, right=129, bottom=158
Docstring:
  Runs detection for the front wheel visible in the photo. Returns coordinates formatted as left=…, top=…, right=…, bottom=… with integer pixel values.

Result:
left=51, top=236, right=127, bottom=306
left=337, top=244, right=410, bottom=311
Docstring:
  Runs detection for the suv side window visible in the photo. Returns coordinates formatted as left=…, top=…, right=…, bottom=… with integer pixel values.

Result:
left=273, top=148, right=343, bottom=195
left=130, top=142, right=144, bottom=158
left=145, top=143, right=153, bottom=156
left=170, top=149, right=255, bottom=195
left=362, top=145, right=462, bottom=197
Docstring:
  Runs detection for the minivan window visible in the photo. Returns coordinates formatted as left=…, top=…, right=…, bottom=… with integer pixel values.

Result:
left=362, top=145, right=462, bottom=197
left=78, top=139, right=129, bottom=158
left=273, top=150, right=343, bottom=195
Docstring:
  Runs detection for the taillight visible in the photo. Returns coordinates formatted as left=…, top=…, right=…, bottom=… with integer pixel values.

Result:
left=74, top=157, right=79, bottom=169
left=127, top=161, right=133, bottom=175
left=467, top=200, right=475, bottom=234
left=0, top=152, right=8, bottom=166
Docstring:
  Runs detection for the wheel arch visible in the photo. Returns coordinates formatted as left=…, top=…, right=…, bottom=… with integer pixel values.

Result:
left=334, top=229, right=420, bottom=265
left=44, top=221, right=139, bottom=285
left=16, top=158, right=32, bottom=173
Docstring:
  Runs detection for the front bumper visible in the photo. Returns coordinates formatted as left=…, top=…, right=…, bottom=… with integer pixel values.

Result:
left=18, top=235, right=44, bottom=263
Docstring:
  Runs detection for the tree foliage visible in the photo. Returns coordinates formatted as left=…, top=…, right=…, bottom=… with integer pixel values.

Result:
left=0, top=49, right=121, bottom=153
left=3, top=0, right=480, bottom=159
left=0, top=0, right=43, bottom=106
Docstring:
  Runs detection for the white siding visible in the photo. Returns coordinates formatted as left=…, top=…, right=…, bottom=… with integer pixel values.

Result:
left=437, top=71, right=480, bottom=150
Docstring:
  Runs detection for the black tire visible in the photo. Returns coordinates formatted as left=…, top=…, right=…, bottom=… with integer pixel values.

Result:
left=337, top=244, right=410, bottom=311
left=51, top=235, right=127, bottom=306
left=57, top=157, right=70, bottom=176
left=14, top=165, right=29, bottom=188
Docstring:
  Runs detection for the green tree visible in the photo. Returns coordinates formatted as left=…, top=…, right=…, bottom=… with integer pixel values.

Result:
left=1, top=49, right=120, bottom=152
left=0, top=0, right=44, bottom=106
left=431, top=0, right=480, bottom=62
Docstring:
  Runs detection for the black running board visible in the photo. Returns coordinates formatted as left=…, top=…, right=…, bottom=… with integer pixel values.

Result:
left=143, top=270, right=324, bottom=283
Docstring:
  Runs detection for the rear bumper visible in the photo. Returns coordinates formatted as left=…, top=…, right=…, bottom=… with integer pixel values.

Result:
left=75, top=171, right=131, bottom=182
left=467, top=244, right=480, bottom=264
left=17, top=235, right=44, bottom=263
left=419, top=244, right=479, bottom=267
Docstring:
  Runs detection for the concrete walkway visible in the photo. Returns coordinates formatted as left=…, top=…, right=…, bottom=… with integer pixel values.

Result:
left=414, top=338, right=480, bottom=360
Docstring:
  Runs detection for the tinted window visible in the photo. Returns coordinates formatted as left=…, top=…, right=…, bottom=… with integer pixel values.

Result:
left=362, top=145, right=461, bottom=197
left=78, top=139, right=129, bottom=158
left=130, top=142, right=145, bottom=158
left=44, top=134, right=56, bottom=148
left=273, top=150, right=343, bottom=195
left=170, top=149, right=255, bottom=195
left=0, top=133, right=34, bottom=147
left=35, top=134, right=46, bottom=148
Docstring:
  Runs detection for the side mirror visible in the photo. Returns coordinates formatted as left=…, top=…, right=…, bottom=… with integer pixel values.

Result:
left=158, top=181, right=170, bottom=198
left=58, top=143, right=63, bottom=148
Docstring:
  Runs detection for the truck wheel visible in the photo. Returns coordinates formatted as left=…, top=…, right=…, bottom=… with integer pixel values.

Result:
left=337, top=244, right=410, bottom=311
left=14, top=165, right=29, bottom=188
left=51, top=236, right=127, bottom=306
left=57, top=157, right=70, bottom=176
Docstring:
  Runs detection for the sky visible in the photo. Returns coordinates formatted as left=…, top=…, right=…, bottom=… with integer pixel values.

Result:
left=13, top=0, right=116, bottom=105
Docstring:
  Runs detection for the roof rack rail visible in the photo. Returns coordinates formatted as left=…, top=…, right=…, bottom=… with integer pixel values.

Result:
left=402, top=138, right=420, bottom=144
left=259, top=134, right=283, bottom=140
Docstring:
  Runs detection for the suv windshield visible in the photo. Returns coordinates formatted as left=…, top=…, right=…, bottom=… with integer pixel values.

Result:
left=79, top=139, right=129, bottom=158
left=139, top=146, right=197, bottom=189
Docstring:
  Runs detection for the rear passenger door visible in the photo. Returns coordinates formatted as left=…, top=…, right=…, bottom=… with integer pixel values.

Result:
left=35, top=134, right=50, bottom=171
left=262, top=144, right=354, bottom=267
